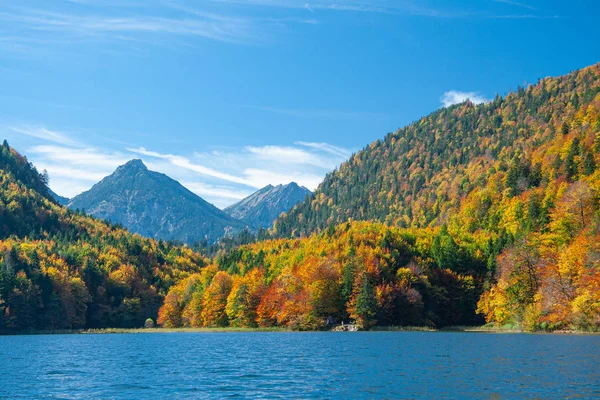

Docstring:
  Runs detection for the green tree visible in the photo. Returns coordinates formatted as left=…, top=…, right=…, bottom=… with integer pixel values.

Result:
left=350, top=274, right=377, bottom=329
left=582, top=153, right=596, bottom=176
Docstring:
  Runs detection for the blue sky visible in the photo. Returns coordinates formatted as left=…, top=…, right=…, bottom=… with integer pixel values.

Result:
left=1, top=0, right=598, bottom=207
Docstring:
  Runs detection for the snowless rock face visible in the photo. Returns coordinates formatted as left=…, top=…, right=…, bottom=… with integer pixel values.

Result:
left=224, top=182, right=311, bottom=229
left=68, top=159, right=248, bottom=244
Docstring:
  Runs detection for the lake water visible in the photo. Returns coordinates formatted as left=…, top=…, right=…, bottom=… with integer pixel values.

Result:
left=1, top=332, right=599, bottom=399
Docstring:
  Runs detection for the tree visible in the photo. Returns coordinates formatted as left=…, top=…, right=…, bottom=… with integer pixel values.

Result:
left=226, top=269, right=266, bottom=328
left=157, top=290, right=183, bottom=328
left=431, top=225, right=462, bottom=272
left=201, top=271, right=233, bottom=327
left=565, top=138, right=580, bottom=180
left=348, top=273, right=378, bottom=329
left=582, top=153, right=596, bottom=176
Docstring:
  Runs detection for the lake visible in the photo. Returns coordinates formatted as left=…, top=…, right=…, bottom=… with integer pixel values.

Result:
left=1, top=332, right=599, bottom=399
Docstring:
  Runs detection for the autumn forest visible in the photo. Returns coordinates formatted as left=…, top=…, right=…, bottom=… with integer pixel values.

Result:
left=1, top=63, right=600, bottom=333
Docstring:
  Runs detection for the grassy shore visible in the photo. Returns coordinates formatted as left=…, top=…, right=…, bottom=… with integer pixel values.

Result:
left=3, top=324, right=598, bottom=335
left=5, top=327, right=290, bottom=335
left=371, top=324, right=598, bottom=334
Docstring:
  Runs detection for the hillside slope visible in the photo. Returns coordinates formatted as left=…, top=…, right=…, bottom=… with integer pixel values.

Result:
left=69, top=160, right=247, bottom=244
left=224, top=183, right=311, bottom=229
left=0, top=142, right=205, bottom=332
left=273, top=63, right=600, bottom=330
left=275, top=63, right=600, bottom=238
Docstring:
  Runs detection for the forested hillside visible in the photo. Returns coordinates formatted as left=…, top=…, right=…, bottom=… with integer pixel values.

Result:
left=0, top=142, right=205, bottom=332
left=275, top=63, right=600, bottom=236
left=272, top=63, right=600, bottom=330
left=158, top=221, right=486, bottom=330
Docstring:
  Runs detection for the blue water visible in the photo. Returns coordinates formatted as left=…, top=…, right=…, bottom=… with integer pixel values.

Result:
left=1, top=332, right=599, bottom=399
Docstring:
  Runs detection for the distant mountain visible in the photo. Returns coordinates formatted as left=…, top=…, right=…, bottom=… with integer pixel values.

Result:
left=68, top=160, right=247, bottom=243
left=49, top=188, right=69, bottom=205
left=224, top=183, right=311, bottom=229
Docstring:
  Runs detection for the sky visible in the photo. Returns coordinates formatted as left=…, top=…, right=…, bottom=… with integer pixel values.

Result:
left=1, top=0, right=599, bottom=208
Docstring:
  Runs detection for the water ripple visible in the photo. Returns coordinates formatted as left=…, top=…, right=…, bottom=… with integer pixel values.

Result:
left=0, top=332, right=599, bottom=399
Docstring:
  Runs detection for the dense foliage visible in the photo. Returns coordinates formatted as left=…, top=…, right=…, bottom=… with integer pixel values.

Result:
left=158, top=221, right=488, bottom=330
left=272, top=63, right=600, bottom=331
left=0, top=142, right=206, bottom=332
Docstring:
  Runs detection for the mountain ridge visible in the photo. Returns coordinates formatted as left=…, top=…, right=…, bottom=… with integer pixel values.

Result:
left=274, top=62, right=600, bottom=238
left=224, top=182, right=311, bottom=229
left=68, top=159, right=247, bottom=244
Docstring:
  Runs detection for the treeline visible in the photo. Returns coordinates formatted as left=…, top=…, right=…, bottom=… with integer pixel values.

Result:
left=158, top=222, right=489, bottom=330
left=0, top=142, right=206, bottom=332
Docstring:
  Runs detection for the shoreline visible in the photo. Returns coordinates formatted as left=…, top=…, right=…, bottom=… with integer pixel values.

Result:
left=2, top=325, right=598, bottom=336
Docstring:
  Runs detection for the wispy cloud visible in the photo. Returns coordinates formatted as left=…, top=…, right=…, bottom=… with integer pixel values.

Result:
left=212, top=0, right=558, bottom=19
left=180, top=181, right=253, bottom=201
left=30, top=145, right=130, bottom=169
left=489, top=14, right=559, bottom=19
left=209, top=0, right=463, bottom=17
left=0, top=8, right=260, bottom=45
left=9, top=126, right=82, bottom=147
left=17, top=123, right=351, bottom=207
left=0, top=1, right=324, bottom=56
left=26, top=144, right=131, bottom=197
left=0, top=0, right=559, bottom=57
left=295, top=141, right=351, bottom=158
left=131, top=142, right=350, bottom=192
left=492, top=0, right=536, bottom=11
left=245, top=145, right=337, bottom=169
left=126, top=146, right=254, bottom=186
left=440, top=90, right=491, bottom=107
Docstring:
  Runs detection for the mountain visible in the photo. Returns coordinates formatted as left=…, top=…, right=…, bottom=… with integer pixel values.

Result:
left=272, top=63, right=600, bottom=331
left=275, top=63, right=600, bottom=238
left=49, top=188, right=69, bottom=205
left=0, top=142, right=204, bottom=332
left=68, top=160, right=247, bottom=244
left=224, top=183, right=311, bottom=229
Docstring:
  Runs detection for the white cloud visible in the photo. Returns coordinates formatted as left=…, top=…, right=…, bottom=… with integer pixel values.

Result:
left=211, top=0, right=553, bottom=18
left=19, top=123, right=351, bottom=207
left=27, top=145, right=131, bottom=197
left=130, top=142, right=351, bottom=194
left=492, top=0, right=536, bottom=11
left=30, top=145, right=130, bottom=169
left=0, top=1, right=321, bottom=54
left=0, top=9, right=258, bottom=44
left=9, top=126, right=82, bottom=147
left=245, top=145, right=336, bottom=169
left=180, top=181, right=252, bottom=208
left=441, top=90, right=490, bottom=107
left=127, top=147, right=254, bottom=186
left=295, top=141, right=351, bottom=157
left=209, top=0, right=456, bottom=17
